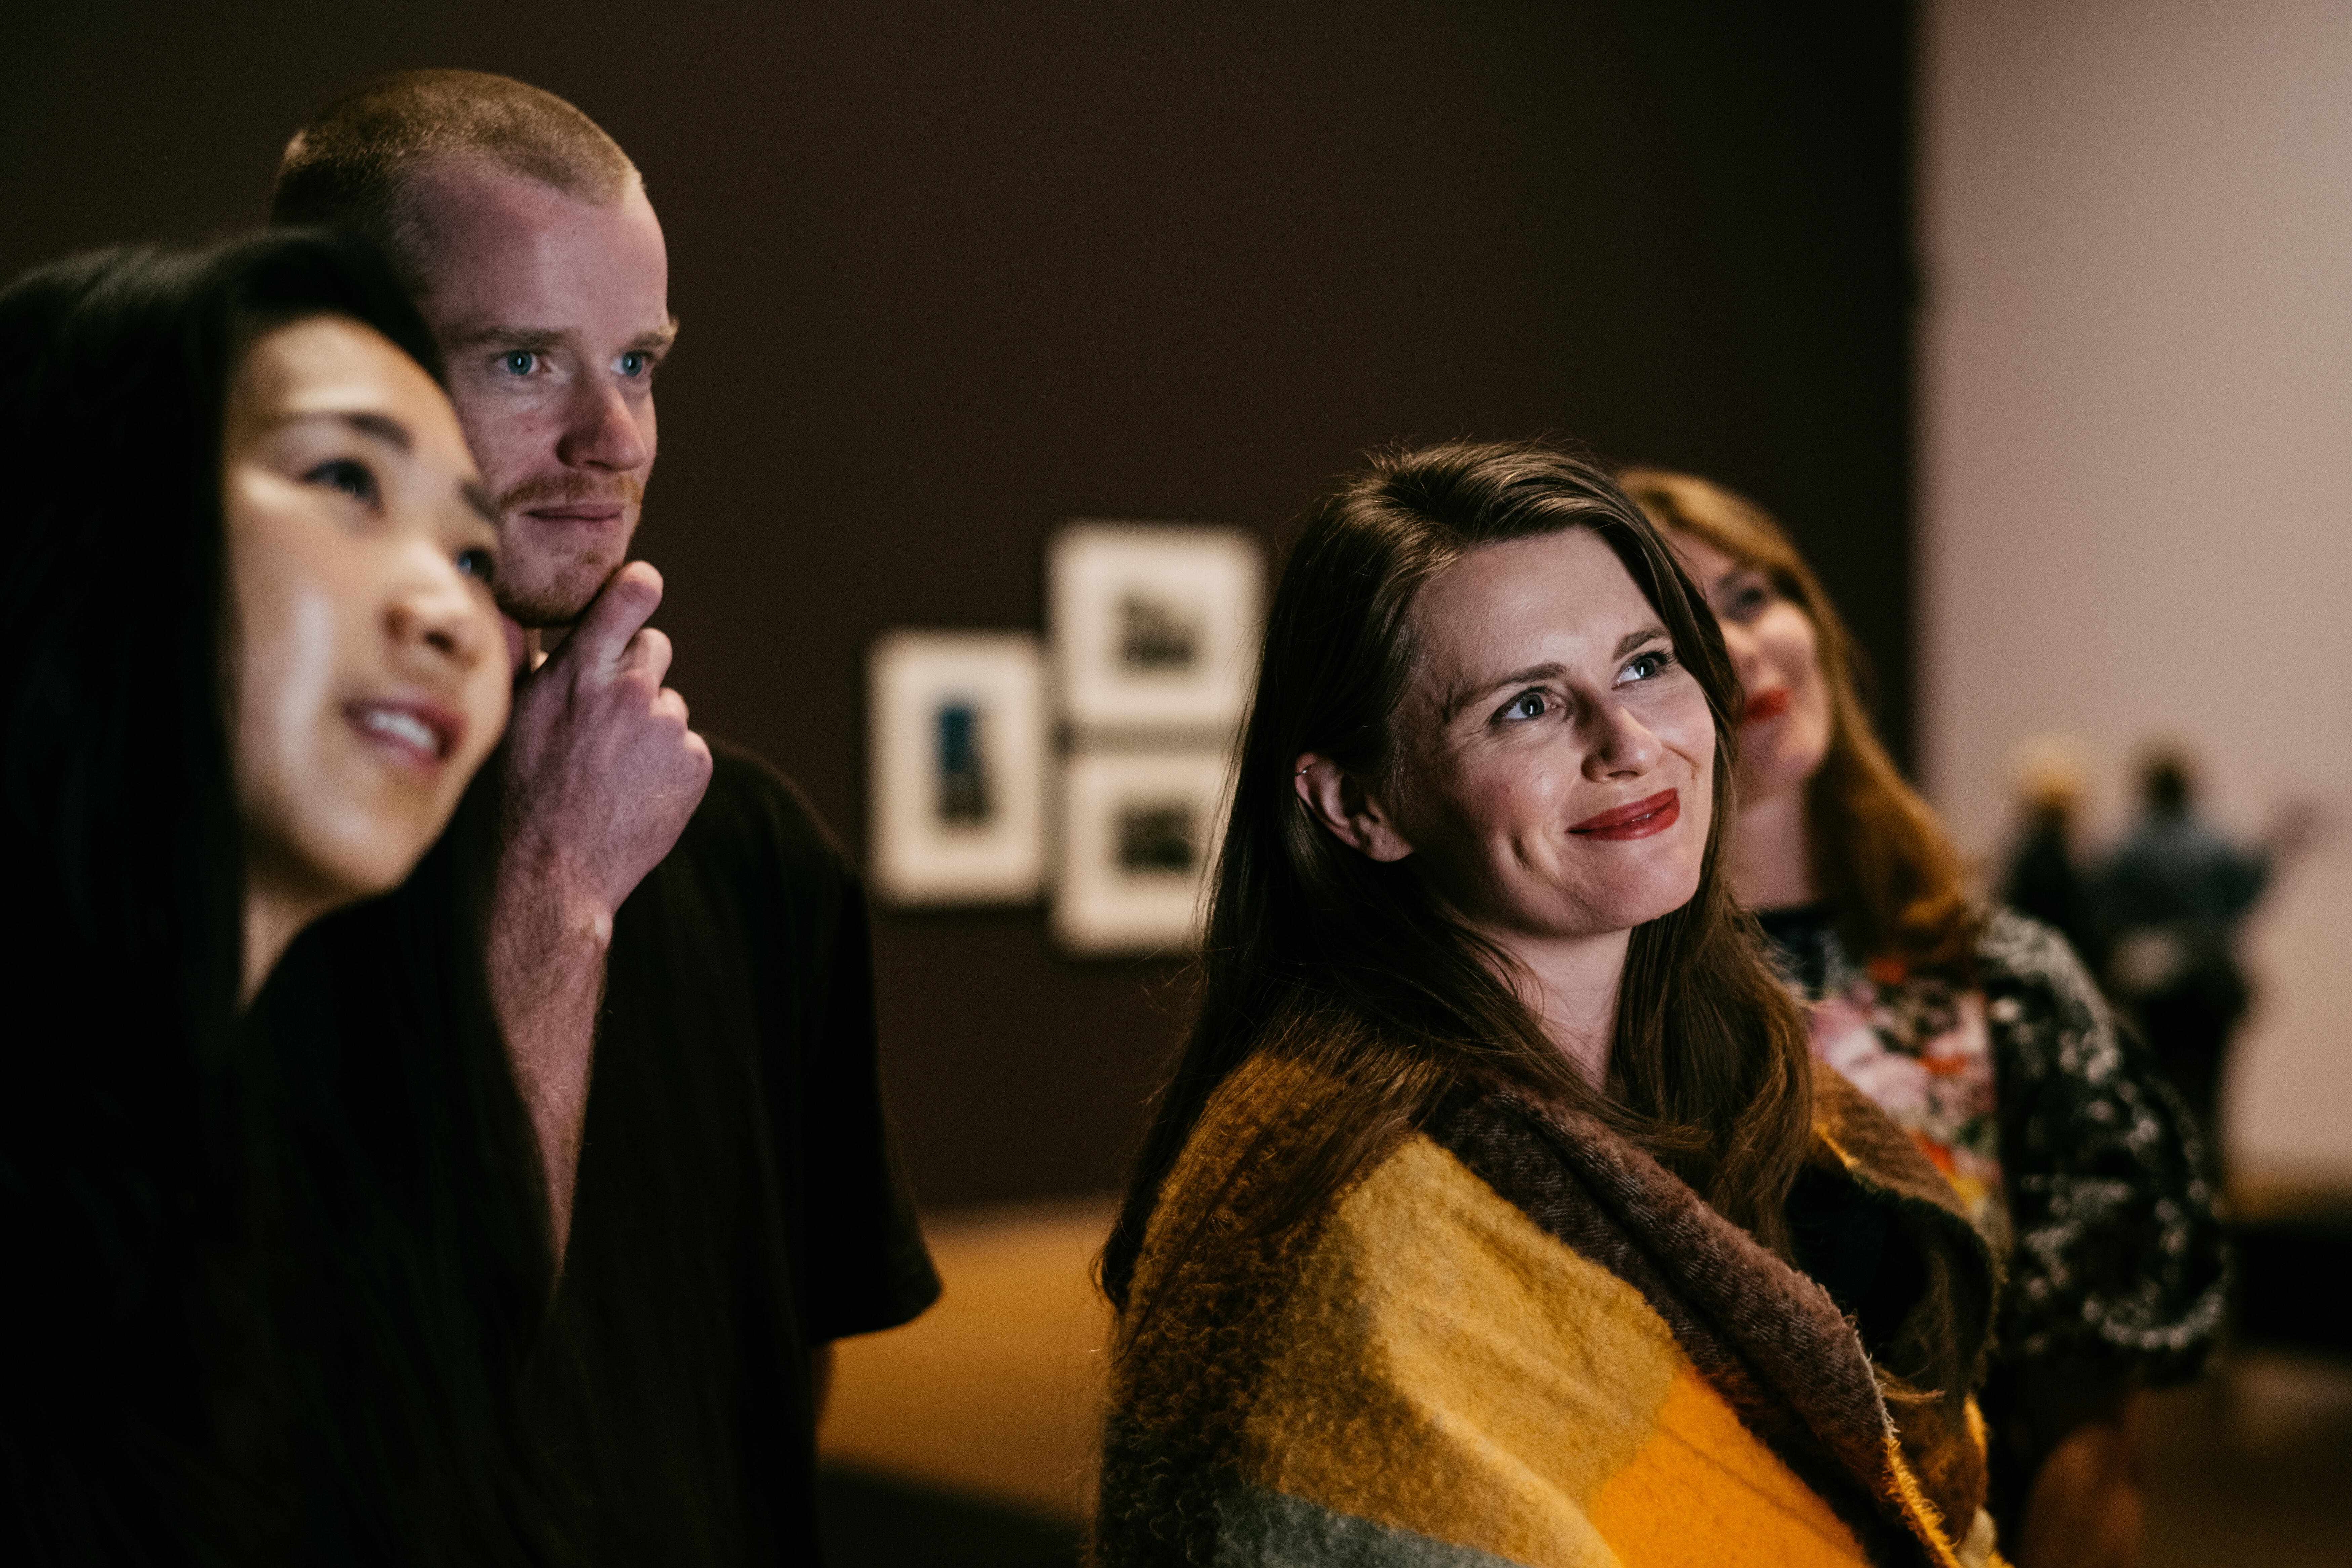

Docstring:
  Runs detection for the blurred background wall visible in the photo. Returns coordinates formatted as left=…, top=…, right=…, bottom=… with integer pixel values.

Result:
left=7, top=2, right=1917, bottom=1207
left=1922, top=0, right=2352, bottom=1184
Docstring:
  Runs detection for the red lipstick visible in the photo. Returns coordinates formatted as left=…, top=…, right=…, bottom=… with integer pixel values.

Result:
left=1567, top=789, right=1680, bottom=840
left=1744, top=687, right=1793, bottom=724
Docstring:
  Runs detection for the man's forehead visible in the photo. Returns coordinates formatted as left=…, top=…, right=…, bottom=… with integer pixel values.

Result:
left=402, top=158, right=669, bottom=336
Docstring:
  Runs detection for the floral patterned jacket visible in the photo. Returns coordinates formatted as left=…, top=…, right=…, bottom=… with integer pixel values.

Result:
left=1757, top=904, right=2227, bottom=1383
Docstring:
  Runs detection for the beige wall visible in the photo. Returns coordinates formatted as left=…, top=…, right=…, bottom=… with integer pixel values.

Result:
left=1923, top=0, right=2352, bottom=1176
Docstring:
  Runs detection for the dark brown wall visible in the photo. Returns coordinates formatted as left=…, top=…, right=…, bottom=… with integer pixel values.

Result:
left=8, top=1, right=1915, bottom=1209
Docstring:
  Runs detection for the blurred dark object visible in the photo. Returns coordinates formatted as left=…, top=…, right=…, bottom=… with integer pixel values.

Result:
left=2002, top=804, right=2092, bottom=965
left=2230, top=1187, right=2352, bottom=1360
left=2128, top=966, right=2250, bottom=1146
left=2140, top=1347, right=2352, bottom=1568
left=2001, top=740, right=2097, bottom=964
left=818, top=1465, right=1080, bottom=1567
left=2091, top=749, right=2270, bottom=1147
left=2139, top=1184, right=2352, bottom=1565
left=1979, top=1361, right=2143, bottom=1568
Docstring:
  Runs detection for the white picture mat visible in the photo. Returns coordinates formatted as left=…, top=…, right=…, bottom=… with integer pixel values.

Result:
left=1052, top=748, right=1232, bottom=956
left=868, top=630, right=1046, bottom=905
left=1049, top=522, right=1264, bottom=734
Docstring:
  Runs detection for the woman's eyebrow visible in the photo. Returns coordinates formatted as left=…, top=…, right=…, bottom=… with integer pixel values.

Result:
left=1445, top=661, right=1566, bottom=719
left=462, top=481, right=497, bottom=523
left=281, top=408, right=413, bottom=451
left=1615, top=624, right=1670, bottom=657
left=1443, top=626, right=1674, bottom=719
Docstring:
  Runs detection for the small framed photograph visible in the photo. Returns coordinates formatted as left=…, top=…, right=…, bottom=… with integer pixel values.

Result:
left=867, top=631, right=1047, bottom=906
left=1049, top=522, right=1265, bottom=736
left=1051, top=748, right=1231, bottom=956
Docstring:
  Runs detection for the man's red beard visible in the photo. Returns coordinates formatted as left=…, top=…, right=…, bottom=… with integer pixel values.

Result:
left=495, top=472, right=647, bottom=626
left=496, top=471, right=646, bottom=515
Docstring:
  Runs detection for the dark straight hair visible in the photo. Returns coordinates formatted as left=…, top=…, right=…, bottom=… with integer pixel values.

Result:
left=0, top=232, right=570, bottom=1563
left=1101, top=440, right=1816, bottom=1312
left=0, top=230, right=445, bottom=1057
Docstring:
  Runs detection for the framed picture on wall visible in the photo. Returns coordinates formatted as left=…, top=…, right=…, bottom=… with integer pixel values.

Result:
left=1051, top=747, right=1231, bottom=956
left=867, top=630, right=1047, bottom=906
left=1049, top=522, right=1265, bottom=736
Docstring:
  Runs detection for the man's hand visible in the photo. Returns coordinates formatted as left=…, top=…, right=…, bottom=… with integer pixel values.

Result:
left=504, top=560, right=713, bottom=915
left=489, top=561, right=714, bottom=1261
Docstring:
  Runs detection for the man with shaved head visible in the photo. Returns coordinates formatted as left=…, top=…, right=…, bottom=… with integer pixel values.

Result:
left=276, top=71, right=938, bottom=1560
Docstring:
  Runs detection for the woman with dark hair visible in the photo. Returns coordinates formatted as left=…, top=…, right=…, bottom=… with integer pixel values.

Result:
left=0, top=231, right=568, bottom=1562
left=1097, top=442, right=2002, bottom=1568
left=1620, top=467, right=2226, bottom=1568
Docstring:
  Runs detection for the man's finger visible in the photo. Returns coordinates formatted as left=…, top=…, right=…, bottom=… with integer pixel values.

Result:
left=657, top=686, right=690, bottom=728
left=563, top=561, right=665, bottom=670
left=624, top=626, right=676, bottom=687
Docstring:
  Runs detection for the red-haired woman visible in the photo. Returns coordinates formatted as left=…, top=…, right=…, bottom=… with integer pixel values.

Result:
left=1097, top=443, right=2003, bottom=1568
left=1622, top=467, right=2225, bottom=1568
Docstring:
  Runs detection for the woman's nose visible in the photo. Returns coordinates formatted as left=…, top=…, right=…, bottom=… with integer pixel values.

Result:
left=387, top=558, right=489, bottom=673
left=1583, top=699, right=1662, bottom=779
left=1717, top=619, right=1763, bottom=688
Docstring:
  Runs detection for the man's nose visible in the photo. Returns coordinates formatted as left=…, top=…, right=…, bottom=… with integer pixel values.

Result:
left=555, top=375, right=650, bottom=472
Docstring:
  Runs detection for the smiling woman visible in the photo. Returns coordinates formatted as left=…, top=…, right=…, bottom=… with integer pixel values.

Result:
left=1096, top=442, right=2008, bottom=1567
left=1623, top=467, right=2226, bottom=1568
left=224, top=310, right=511, bottom=1000
left=0, top=232, right=566, bottom=1563
left=1315, top=525, right=1722, bottom=1086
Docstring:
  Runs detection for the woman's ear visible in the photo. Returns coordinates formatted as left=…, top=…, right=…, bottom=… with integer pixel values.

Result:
left=1294, top=754, right=1415, bottom=863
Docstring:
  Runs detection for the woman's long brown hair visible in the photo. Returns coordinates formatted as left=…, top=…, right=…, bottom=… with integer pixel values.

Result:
left=1099, top=441, right=1817, bottom=1314
left=1615, top=467, right=1976, bottom=973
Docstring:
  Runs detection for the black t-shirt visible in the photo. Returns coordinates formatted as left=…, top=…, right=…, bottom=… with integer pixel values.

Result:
left=533, top=738, right=940, bottom=1566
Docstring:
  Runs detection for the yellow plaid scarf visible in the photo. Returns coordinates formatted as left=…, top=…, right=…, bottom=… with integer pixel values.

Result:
left=1098, top=1055, right=2003, bottom=1567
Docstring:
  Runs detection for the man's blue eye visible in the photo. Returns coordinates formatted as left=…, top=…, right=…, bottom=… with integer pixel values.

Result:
left=502, top=351, right=537, bottom=376
left=618, top=351, right=646, bottom=376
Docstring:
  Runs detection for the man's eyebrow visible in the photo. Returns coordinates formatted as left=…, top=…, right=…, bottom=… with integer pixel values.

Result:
left=446, top=324, right=567, bottom=354
left=629, top=316, right=681, bottom=353
left=444, top=319, right=680, bottom=357
left=462, top=481, right=498, bottom=523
